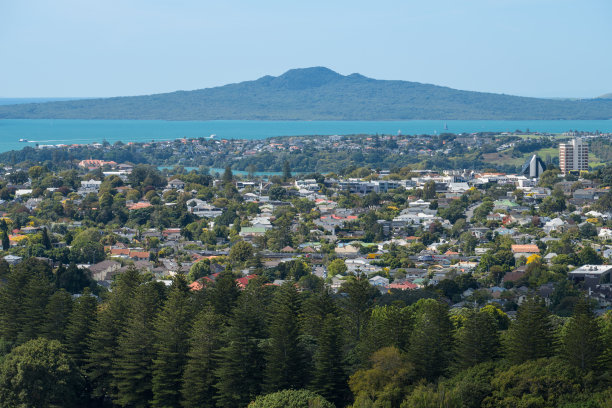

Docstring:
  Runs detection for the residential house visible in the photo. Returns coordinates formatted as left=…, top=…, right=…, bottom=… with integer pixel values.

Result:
left=89, top=260, right=121, bottom=281
left=569, top=265, right=612, bottom=289
left=334, top=244, right=360, bottom=257
left=389, top=281, right=418, bottom=290
left=167, top=179, right=185, bottom=190
left=511, top=244, right=540, bottom=259
left=502, top=265, right=528, bottom=284
left=186, top=199, right=223, bottom=218
left=3, top=254, right=22, bottom=265
left=239, top=227, right=267, bottom=239
left=369, top=275, right=389, bottom=287
left=81, top=179, right=102, bottom=191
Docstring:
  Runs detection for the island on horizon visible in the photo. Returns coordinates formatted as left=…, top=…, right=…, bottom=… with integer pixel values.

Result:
left=1, top=67, right=612, bottom=121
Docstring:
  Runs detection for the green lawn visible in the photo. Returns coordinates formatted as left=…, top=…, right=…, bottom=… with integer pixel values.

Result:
left=484, top=145, right=606, bottom=170
left=514, top=133, right=568, bottom=140
left=486, top=147, right=559, bottom=167
left=589, top=153, right=606, bottom=169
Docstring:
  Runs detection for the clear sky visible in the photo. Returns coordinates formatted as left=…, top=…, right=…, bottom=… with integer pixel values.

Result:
left=1, top=0, right=611, bottom=98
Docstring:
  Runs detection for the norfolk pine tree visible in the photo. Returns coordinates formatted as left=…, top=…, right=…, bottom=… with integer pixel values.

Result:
left=42, top=288, right=73, bottom=342
left=561, top=297, right=604, bottom=372
left=310, top=314, right=349, bottom=407
left=505, top=296, right=554, bottom=364
left=407, top=299, right=454, bottom=381
left=264, top=282, right=305, bottom=393
left=151, top=276, right=194, bottom=408
left=0, top=231, right=8, bottom=251
left=86, top=267, right=142, bottom=399
left=181, top=307, right=225, bottom=408
left=300, top=288, right=337, bottom=340
left=113, top=281, right=165, bottom=408
left=454, top=310, right=500, bottom=369
left=215, top=284, right=267, bottom=408
left=210, top=270, right=240, bottom=316
left=17, top=271, right=54, bottom=344
left=339, top=275, right=378, bottom=345
left=0, top=267, right=31, bottom=344
left=64, top=287, right=98, bottom=368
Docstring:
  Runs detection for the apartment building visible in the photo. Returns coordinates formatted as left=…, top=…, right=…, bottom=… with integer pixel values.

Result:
left=559, top=138, right=589, bottom=174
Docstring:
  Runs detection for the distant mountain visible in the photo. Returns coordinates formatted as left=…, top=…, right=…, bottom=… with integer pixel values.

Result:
left=1, top=67, right=611, bottom=120
left=0, top=97, right=93, bottom=106
left=597, top=93, right=612, bottom=99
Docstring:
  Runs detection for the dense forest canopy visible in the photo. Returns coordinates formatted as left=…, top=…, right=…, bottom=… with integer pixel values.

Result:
left=0, top=265, right=610, bottom=408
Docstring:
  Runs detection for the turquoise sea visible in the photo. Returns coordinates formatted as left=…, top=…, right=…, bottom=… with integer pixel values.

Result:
left=1, top=119, right=611, bottom=154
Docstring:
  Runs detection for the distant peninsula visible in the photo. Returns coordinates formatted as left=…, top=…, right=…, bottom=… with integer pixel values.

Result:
left=1, top=67, right=612, bottom=120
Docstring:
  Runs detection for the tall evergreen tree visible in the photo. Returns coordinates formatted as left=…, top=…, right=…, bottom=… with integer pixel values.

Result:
left=300, top=288, right=337, bottom=340
left=181, top=307, right=225, bottom=408
left=57, top=262, right=96, bottom=294
left=0, top=219, right=8, bottom=251
left=17, top=271, right=54, bottom=344
left=407, top=299, right=453, bottom=381
left=0, top=259, right=9, bottom=281
left=151, top=277, right=193, bottom=408
left=113, top=281, right=165, bottom=408
left=0, top=267, right=31, bottom=344
left=601, top=311, right=612, bottom=375
left=210, top=270, right=240, bottom=316
left=86, top=267, right=143, bottom=399
left=41, top=227, right=51, bottom=250
left=264, top=282, right=305, bottom=393
left=561, top=297, right=604, bottom=371
left=282, top=160, right=292, bottom=181
left=310, top=314, right=348, bottom=407
left=54, top=263, right=66, bottom=288
left=339, top=275, right=379, bottom=345
left=222, top=166, right=233, bottom=185
left=454, top=310, right=500, bottom=369
left=65, top=288, right=98, bottom=368
left=1, top=231, right=9, bottom=251
left=299, top=288, right=338, bottom=382
left=358, top=305, right=414, bottom=361
left=215, top=284, right=267, bottom=408
left=42, top=289, right=73, bottom=342
left=505, top=296, right=554, bottom=364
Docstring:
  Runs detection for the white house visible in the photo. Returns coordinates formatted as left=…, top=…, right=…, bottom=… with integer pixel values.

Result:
left=81, top=179, right=102, bottom=190
left=15, top=189, right=33, bottom=198
left=167, top=179, right=186, bottom=190
left=186, top=199, right=223, bottom=218
left=369, top=275, right=390, bottom=287
left=598, top=228, right=612, bottom=239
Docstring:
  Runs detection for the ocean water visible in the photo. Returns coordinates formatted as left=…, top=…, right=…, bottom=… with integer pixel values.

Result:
left=0, top=119, right=611, bottom=154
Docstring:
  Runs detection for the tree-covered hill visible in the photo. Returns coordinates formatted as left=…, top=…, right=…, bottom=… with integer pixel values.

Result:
left=2, top=67, right=612, bottom=120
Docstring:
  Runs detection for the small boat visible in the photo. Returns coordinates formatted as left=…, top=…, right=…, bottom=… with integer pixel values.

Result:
left=19, top=138, right=28, bottom=142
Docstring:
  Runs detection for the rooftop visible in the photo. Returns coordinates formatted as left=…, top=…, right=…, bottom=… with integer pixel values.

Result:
left=569, top=265, right=612, bottom=276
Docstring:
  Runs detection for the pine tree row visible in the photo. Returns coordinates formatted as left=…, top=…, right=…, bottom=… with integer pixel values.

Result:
left=0, top=263, right=611, bottom=408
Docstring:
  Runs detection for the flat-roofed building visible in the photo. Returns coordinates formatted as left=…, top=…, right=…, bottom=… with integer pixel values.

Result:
left=559, top=138, right=588, bottom=174
left=569, top=264, right=612, bottom=289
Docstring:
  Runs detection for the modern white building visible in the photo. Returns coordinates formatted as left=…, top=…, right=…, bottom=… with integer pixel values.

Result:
left=559, top=138, right=589, bottom=174
left=521, top=155, right=546, bottom=179
left=569, top=265, right=612, bottom=288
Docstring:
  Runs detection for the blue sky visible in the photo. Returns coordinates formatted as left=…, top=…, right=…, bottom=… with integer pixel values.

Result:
left=1, top=0, right=610, bottom=98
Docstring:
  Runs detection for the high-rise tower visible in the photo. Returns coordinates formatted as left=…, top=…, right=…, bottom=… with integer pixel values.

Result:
left=559, top=138, right=588, bottom=174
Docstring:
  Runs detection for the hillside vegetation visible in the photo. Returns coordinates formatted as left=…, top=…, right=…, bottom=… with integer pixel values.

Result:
left=1, top=67, right=612, bottom=120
